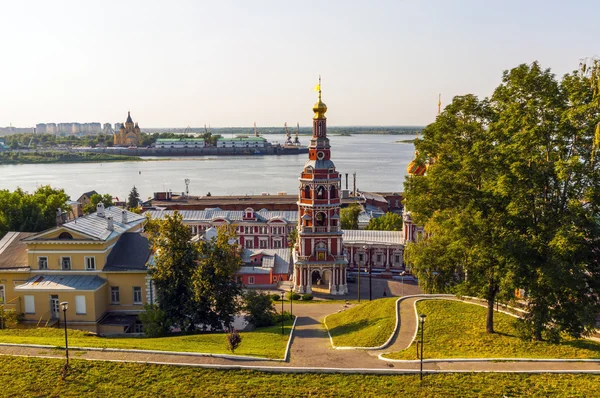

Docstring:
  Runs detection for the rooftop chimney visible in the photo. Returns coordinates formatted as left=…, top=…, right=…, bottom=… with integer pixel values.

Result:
left=121, top=210, right=127, bottom=224
left=56, top=208, right=62, bottom=226
left=107, top=216, right=114, bottom=231
left=97, top=202, right=105, bottom=217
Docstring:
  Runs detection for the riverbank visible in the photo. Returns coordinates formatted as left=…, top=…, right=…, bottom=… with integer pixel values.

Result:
left=0, top=151, right=142, bottom=165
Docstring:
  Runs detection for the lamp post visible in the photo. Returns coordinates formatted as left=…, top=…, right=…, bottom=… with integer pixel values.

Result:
left=281, top=291, right=284, bottom=335
left=368, top=247, right=372, bottom=301
left=289, top=284, right=293, bottom=321
left=419, top=313, right=426, bottom=381
left=401, top=271, right=406, bottom=297
left=60, top=301, right=69, bottom=367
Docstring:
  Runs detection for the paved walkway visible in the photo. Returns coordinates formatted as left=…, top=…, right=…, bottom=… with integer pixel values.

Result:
left=2, top=289, right=600, bottom=373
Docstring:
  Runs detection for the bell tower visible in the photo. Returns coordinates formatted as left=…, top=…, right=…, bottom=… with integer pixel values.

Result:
left=293, top=79, right=348, bottom=295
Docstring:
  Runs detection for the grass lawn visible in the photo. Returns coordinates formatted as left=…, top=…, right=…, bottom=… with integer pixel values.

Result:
left=383, top=300, right=600, bottom=360
left=1, top=356, right=600, bottom=397
left=325, top=297, right=397, bottom=347
left=0, top=320, right=294, bottom=359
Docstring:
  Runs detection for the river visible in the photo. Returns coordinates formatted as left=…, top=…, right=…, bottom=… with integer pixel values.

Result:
left=0, top=135, right=415, bottom=200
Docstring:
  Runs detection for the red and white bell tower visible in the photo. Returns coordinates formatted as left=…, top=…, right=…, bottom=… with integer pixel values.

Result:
left=293, top=80, right=348, bottom=295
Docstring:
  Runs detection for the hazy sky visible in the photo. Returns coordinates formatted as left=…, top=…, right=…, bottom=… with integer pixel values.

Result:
left=0, top=0, right=597, bottom=128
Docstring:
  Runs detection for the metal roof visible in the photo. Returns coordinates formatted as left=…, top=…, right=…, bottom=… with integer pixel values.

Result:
left=241, top=248, right=292, bottom=275
left=145, top=209, right=297, bottom=223
left=15, top=274, right=107, bottom=292
left=25, top=207, right=146, bottom=242
left=0, top=232, right=33, bottom=269
left=103, top=233, right=151, bottom=271
left=342, top=230, right=404, bottom=245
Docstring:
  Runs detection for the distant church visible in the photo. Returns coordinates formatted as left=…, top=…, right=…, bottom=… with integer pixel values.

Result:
left=114, top=112, right=141, bottom=146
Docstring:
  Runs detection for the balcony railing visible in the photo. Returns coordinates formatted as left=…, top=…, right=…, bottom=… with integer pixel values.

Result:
left=300, top=226, right=339, bottom=233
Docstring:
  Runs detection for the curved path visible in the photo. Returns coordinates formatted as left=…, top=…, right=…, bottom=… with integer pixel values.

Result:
left=2, top=295, right=600, bottom=373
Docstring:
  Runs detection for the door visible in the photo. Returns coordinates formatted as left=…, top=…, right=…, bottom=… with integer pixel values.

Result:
left=50, top=295, right=59, bottom=319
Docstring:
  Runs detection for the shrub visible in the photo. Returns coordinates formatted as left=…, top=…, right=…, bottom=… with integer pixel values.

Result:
left=226, top=329, right=242, bottom=353
left=0, top=309, right=23, bottom=329
left=302, top=294, right=314, bottom=301
left=286, top=291, right=301, bottom=301
left=271, top=294, right=281, bottom=301
left=274, top=311, right=294, bottom=323
left=243, top=291, right=277, bottom=327
left=138, top=304, right=171, bottom=337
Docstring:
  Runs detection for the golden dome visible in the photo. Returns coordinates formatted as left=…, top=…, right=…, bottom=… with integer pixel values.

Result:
left=407, top=159, right=426, bottom=176
left=313, top=92, right=327, bottom=119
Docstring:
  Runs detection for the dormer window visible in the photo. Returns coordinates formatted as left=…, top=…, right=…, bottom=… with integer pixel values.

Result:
left=305, top=166, right=313, bottom=174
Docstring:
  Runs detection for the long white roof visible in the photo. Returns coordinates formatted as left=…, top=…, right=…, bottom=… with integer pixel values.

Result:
left=145, top=208, right=298, bottom=223
left=342, top=229, right=404, bottom=245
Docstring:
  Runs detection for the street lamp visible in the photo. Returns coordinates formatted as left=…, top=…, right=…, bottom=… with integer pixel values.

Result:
left=60, top=301, right=69, bottom=367
left=368, top=247, right=372, bottom=301
left=419, top=313, right=426, bottom=381
left=281, top=291, right=285, bottom=335
left=401, top=271, right=406, bottom=297
left=289, top=284, right=293, bottom=321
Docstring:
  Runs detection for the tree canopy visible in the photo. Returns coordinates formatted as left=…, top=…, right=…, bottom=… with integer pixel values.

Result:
left=404, top=60, right=600, bottom=339
left=340, top=203, right=362, bottom=230
left=0, top=186, right=69, bottom=239
left=83, top=193, right=114, bottom=214
left=127, top=186, right=140, bottom=210
left=366, top=212, right=403, bottom=231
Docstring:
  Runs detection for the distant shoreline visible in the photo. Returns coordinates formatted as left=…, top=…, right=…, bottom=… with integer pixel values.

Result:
left=0, top=152, right=143, bottom=165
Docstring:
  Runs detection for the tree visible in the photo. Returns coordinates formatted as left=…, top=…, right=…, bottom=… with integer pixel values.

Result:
left=490, top=61, right=600, bottom=340
left=0, top=186, right=68, bottom=239
left=138, top=304, right=171, bottom=337
left=192, top=225, right=243, bottom=330
left=340, top=203, right=361, bottom=230
left=243, top=290, right=277, bottom=327
left=146, top=212, right=199, bottom=332
left=366, top=212, right=403, bottom=231
left=83, top=193, right=114, bottom=214
left=127, top=186, right=140, bottom=210
left=226, top=329, right=242, bottom=353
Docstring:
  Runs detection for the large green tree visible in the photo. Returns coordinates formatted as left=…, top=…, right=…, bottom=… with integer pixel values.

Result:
left=83, top=193, right=114, bottom=214
left=340, top=203, right=362, bottom=230
left=0, top=186, right=69, bottom=239
left=127, top=186, right=140, bottom=210
left=366, top=212, right=403, bottom=231
left=404, top=60, right=600, bottom=339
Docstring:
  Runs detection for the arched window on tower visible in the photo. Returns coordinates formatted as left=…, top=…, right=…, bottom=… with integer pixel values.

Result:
left=318, top=122, right=322, bottom=137
left=304, top=185, right=311, bottom=199
left=316, top=186, right=325, bottom=199
left=315, top=212, right=327, bottom=227
left=330, top=185, right=337, bottom=199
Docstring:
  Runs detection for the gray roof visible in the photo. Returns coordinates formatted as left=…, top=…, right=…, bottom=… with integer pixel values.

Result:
left=15, top=275, right=107, bottom=292
left=24, top=207, right=145, bottom=242
left=145, top=209, right=297, bottom=223
left=0, top=232, right=33, bottom=270
left=342, top=230, right=404, bottom=245
left=103, top=233, right=151, bottom=271
left=241, top=248, right=292, bottom=275
left=79, top=190, right=98, bottom=199
left=303, top=159, right=336, bottom=170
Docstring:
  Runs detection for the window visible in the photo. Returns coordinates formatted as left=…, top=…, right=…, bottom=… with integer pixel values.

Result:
left=110, top=287, right=120, bottom=304
left=133, top=287, right=142, bottom=304
left=259, top=239, right=267, bottom=249
left=273, top=240, right=282, bottom=249
left=245, top=240, right=253, bottom=249
left=37, top=257, right=48, bottom=270
left=85, top=257, right=96, bottom=270
left=273, top=276, right=278, bottom=282
left=58, top=232, right=73, bottom=239
left=133, top=323, right=144, bottom=333
left=248, top=276, right=255, bottom=284
left=24, top=295, right=35, bottom=314
left=395, top=255, right=400, bottom=263
left=61, top=257, right=71, bottom=270
left=358, top=254, right=364, bottom=262
left=376, top=254, right=382, bottom=263
left=75, top=295, right=86, bottom=315
left=0, top=285, right=4, bottom=304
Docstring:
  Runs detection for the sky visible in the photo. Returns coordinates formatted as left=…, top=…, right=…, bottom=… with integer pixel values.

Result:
left=0, top=0, right=598, bottom=128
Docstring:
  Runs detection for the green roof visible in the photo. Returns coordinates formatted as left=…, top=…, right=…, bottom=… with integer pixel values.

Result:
left=156, top=138, right=205, bottom=143
left=217, top=136, right=266, bottom=142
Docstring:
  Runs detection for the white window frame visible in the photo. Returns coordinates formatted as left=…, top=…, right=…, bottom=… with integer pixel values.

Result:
left=259, top=239, right=268, bottom=249
left=110, top=286, right=120, bottom=304
left=273, top=239, right=283, bottom=249
left=84, top=256, right=96, bottom=270
left=133, top=287, right=142, bottom=305
left=248, top=276, right=255, bottom=284
left=245, top=240, right=253, bottom=249
left=0, top=284, right=5, bottom=304
left=37, top=256, right=48, bottom=270
left=24, top=295, right=35, bottom=314
left=75, top=295, right=86, bottom=315
left=394, top=255, right=400, bottom=263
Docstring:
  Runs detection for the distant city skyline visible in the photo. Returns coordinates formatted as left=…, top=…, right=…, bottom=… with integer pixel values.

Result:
left=1, top=0, right=598, bottom=127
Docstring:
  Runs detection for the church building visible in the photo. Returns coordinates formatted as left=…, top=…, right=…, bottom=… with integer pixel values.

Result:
left=113, top=112, right=141, bottom=147
left=293, top=82, right=348, bottom=295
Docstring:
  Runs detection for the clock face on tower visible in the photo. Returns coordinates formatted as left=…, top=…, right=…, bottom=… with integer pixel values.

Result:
left=317, top=151, right=325, bottom=160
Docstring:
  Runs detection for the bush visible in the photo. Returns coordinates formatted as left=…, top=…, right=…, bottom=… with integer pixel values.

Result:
left=302, top=294, right=314, bottom=301
left=286, top=291, right=301, bottom=301
left=226, top=329, right=242, bottom=353
left=274, top=311, right=294, bottom=323
left=0, top=309, right=23, bottom=329
left=138, top=304, right=171, bottom=337
left=270, top=294, right=281, bottom=301
left=244, top=291, right=277, bottom=327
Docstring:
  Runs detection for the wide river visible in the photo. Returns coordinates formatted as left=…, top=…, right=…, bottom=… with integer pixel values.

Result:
left=0, top=135, right=415, bottom=200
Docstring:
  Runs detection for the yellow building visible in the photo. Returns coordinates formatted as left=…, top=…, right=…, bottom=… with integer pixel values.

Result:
left=113, top=111, right=141, bottom=147
left=0, top=204, right=153, bottom=334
